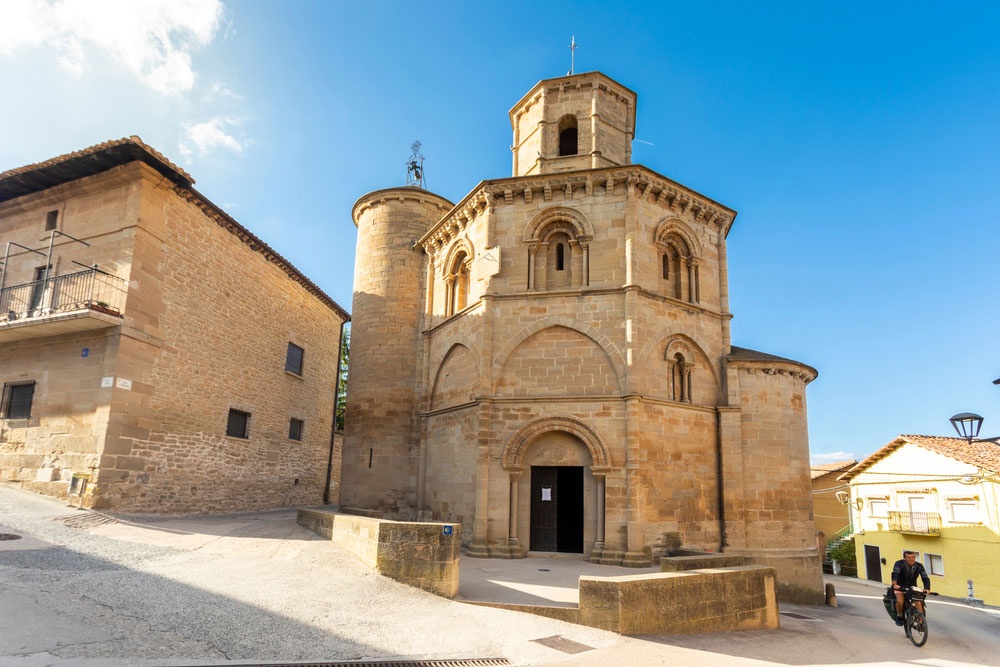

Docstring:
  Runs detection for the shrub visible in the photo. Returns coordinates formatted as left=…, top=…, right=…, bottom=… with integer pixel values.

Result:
left=828, top=536, right=857, bottom=575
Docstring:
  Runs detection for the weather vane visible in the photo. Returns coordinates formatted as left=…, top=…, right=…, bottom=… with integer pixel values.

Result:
left=568, top=35, right=578, bottom=75
left=406, top=140, right=425, bottom=188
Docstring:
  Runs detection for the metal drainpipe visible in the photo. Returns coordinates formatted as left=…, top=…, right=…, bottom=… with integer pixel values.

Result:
left=324, top=319, right=349, bottom=505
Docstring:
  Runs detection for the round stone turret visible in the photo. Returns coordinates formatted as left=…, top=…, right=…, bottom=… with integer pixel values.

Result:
left=340, top=187, right=453, bottom=515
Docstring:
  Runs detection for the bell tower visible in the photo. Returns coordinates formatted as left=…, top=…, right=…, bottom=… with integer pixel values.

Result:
left=509, top=71, right=637, bottom=177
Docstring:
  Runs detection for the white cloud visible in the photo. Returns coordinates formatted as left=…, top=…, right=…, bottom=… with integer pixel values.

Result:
left=0, top=0, right=223, bottom=95
left=179, top=116, right=247, bottom=159
left=811, top=451, right=859, bottom=465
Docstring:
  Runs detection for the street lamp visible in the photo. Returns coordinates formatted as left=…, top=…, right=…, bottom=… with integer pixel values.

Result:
left=949, top=412, right=984, bottom=442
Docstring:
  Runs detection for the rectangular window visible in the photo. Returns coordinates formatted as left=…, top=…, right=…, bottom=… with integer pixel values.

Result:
left=285, top=343, right=304, bottom=375
left=226, top=409, right=250, bottom=438
left=1, top=380, right=36, bottom=420
left=45, top=210, right=58, bottom=231
left=924, top=553, right=944, bottom=576
left=948, top=499, right=979, bottom=522
left=869, top=499, right=889, bottom=517
left=289, top=418, right=304, bottom=441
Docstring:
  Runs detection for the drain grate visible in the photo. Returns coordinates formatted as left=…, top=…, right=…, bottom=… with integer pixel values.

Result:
left=174, top=661, right=511, bottom=667
left=531, top=635, right=594, bottom=654
left=0, top=533, right=22, bottom=541
left=780, top=612, right=817, bottom=620
left=53, top=512, right=119, bottom=529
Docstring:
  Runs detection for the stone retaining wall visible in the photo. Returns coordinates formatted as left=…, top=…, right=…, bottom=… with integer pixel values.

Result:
left=578, top=565, right=778, bottom=635
left=297, top=508, right=460, bottom=598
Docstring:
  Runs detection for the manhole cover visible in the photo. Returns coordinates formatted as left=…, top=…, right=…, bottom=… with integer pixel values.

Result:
left=0, top=533, right=22, bottom=541
left=531, top=635, right=594, bottom=654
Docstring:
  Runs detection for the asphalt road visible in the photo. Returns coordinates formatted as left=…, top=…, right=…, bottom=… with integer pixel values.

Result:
left=1, top=484, right=998, bottom=667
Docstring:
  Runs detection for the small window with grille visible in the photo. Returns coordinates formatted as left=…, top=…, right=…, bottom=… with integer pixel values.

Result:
left=289, top=418, right=304, bottom=441
left=226, top=408, right=250, bottom=439
left=1, top=380, right=36, bottom=420
left=285, top=343, right=304, bottom=376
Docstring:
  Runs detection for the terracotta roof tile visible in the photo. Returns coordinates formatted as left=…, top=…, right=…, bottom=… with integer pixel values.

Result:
left=840, top=434, right=1000, bottom=480
left=727, top=346, right=818, bottom=380
left=810, top=460, right=857, bottom=479
left=0, top=136, right=193, bottom=202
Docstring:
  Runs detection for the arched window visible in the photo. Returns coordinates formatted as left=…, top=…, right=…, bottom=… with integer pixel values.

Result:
left=670, top=352, right=692, bottom=403
left=544, top=231, right=572, bottom=289
left=523, top=207, right=594, bottom=291
left=654, top=221, right=703, bottom=305
left=661, top=246, right=682, bottom=299
left=558, top=115, right=578, bottom=156
left=447, top=251, right=470, bottom=315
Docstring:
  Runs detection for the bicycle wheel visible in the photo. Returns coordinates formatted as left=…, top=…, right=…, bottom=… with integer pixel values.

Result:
left=907, top=609, right=927, bottom=647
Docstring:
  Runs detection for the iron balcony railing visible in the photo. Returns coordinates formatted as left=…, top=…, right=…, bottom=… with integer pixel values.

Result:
left=888, top=510, right=942, bottom=535
left=0, top=268, right=125, bottom=322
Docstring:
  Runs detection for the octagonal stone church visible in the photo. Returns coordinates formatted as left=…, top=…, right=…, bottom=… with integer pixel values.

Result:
left=341, top=71, right=823, bottom=601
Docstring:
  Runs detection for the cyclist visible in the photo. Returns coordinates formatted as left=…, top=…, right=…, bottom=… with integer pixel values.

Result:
left=891, top=550, right=931, bottom=626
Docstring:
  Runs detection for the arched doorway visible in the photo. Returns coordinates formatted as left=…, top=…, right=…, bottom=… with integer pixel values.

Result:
left=502, top=417, right=611, bottom=558
left=522, top=430, right=591, bottom=554
left=530, top=464, right=583, bottom=552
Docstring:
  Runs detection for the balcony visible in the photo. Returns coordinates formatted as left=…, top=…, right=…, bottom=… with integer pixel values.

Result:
left=888, top=510, right=942, bottom=536
left=0, top=268, right=126, bottom=342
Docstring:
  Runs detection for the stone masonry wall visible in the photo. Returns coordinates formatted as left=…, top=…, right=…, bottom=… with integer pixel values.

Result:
left=94, top=170, right=345, bottom=512
left=0, top=167, right=137, bottom=498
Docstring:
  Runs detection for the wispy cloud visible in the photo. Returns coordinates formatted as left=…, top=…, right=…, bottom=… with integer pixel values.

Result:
left=811, top=451, right=858, bottom=465
left=0, top=0, right=223, bottom=95
left=179, top=116, right=247, bottom=160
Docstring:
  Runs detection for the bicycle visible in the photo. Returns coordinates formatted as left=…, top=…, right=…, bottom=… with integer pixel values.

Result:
left=899, top=586, right=939, bottom=647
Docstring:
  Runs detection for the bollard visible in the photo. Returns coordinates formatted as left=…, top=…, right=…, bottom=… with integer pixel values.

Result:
left=825, top=583, right=838, bottom=607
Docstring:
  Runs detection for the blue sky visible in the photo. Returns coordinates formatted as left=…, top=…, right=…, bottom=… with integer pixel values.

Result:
left=2, top=1, right=999, bottom=463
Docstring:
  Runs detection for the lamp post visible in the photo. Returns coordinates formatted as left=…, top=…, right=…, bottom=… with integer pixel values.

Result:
left=949, top=412, right=984, bottom=442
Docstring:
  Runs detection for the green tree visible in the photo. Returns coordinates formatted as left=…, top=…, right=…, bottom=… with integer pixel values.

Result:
left=828, top=536, right=857, bottom=577
left=335, top=325, right=349, bottom=431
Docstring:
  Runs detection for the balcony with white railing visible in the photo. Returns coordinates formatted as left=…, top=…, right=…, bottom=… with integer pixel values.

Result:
left=0, top=268, right=126, bottom=342
left=888, top=510, right=942, bottom=536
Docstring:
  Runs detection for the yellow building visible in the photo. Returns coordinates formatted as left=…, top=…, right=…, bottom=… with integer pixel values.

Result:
left=811, top=460, right=856, bottom=540
left=839, top=435, right=1000, bottom=605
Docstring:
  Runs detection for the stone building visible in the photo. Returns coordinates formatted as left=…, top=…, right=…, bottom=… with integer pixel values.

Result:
left=0, top=137, right=349, bottom=513
left=341, top=71, right=823, bottom=601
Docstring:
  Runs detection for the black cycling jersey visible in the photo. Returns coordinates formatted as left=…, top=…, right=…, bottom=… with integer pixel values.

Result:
left=892, top=558, right=930, bottom=590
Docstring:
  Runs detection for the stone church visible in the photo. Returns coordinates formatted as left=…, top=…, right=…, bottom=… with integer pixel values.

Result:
left=341, top=71, right=823, bottom=601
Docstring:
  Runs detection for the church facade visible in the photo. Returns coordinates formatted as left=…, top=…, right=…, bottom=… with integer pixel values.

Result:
left=341, top=71, right=823, bottom=602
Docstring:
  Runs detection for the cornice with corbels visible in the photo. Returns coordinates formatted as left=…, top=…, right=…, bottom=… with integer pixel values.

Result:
left=736, top=363, right=817, bottom=384
left=419, top=188, right=496, bottom=254
left=418, top=165, right=736, bottom=254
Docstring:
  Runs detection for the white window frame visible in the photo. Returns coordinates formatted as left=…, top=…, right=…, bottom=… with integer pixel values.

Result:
left=924, top=552, right=944, bottom=576
left=869, top=498, right=889, bottom=517
left=946, top=497, right=979, bottom=523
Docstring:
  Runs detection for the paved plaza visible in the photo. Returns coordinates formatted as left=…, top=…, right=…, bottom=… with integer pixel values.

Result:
left=1, top=484, right=998, bottom=667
